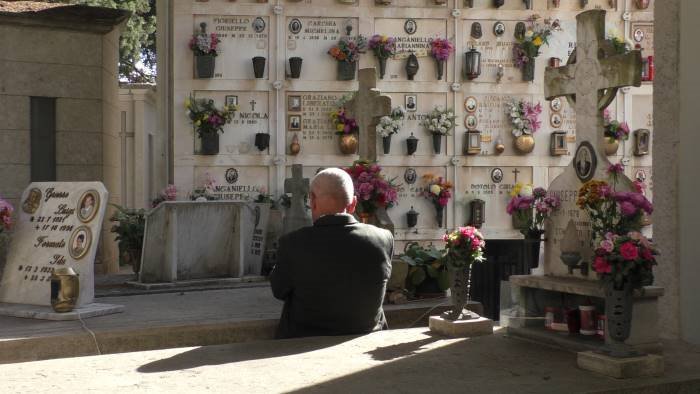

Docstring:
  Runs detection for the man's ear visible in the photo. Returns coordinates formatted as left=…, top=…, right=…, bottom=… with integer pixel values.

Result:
left=346, top=195, right=357, bottom=214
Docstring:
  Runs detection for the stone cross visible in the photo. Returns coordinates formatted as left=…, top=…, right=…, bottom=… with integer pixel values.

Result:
left=283, top=164, right=311, bottom=234
left=345, top=68, right=392, bottom=162
left=544, top=10, right=642, bottom=154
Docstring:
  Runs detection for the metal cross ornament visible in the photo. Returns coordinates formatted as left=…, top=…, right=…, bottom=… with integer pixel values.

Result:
left=544, top=10, right=641, bottom=155
left=345, top=68, right=392, bottom=162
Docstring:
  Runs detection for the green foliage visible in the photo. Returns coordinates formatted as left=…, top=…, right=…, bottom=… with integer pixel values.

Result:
left=50, top=0, right=156, bottom=83
left=400, top=243, right=450, bottom=293
left=109, top=204, right=146, bottom=253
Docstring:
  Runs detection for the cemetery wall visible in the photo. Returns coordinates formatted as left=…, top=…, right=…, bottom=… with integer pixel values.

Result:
left=165, top=0, right=654, bottom=249
left=0, top=13, right=127, bottom=274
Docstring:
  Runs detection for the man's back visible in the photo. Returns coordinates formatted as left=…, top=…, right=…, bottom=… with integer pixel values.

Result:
left=270, top=213, right=393, bottom=339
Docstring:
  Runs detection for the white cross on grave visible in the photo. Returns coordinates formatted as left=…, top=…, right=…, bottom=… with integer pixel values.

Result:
left=282, top=164, right=311, bottom=235
left=542, top=10, right=642, bottom=279
left=345, top=68, right=392, bottom=162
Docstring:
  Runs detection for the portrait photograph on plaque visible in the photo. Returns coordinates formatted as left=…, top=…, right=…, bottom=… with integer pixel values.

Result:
left=77, top=189, right=100, bottom=223
left=288, top=115, right=301, bottom=131
left=225, top=95, right=238, bottom=107
left=288, top=95, right=302, bottom=112
left=574, top=141, right=597, bottom=182
left=634, top=129, right=650, bottom=156
left=69, top=226, right=92, bottom=260
left=22, top=188, right=42, bottom=214
left=464, top=96, right=477, bottom=113
left=405, top=95, right=417, bottom=112
left=550, top=113, right=563, bottom=128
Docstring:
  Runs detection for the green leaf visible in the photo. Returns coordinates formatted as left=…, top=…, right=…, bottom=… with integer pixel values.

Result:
left=400, top=255, right=417, bottom=266
left=437, top=270, right=450, bottom=291
left=410, top=268, right=427, bottom=286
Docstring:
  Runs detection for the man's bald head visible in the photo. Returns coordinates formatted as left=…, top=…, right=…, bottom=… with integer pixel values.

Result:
left=310, top=168, right=357, bottom=221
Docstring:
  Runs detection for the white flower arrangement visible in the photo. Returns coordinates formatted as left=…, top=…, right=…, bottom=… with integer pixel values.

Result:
left=376, top=106, right=406, bottom=138
left=505, top=99, right=542, bottom=137
left=421, top=106, right=456, bottom=136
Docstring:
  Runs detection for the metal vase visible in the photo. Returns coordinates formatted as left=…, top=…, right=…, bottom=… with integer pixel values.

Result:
left=289, top=57, right=303, bottom=79
left=494, top=0, right=505, bottom=7
left=378, top=57, right=388, bottom=79
left=465, top=48, right=482, bottom=80
left=338, top=132, right=358, bottom=154
left=255, top=133, right=270, bottom=151
left=605, top=139, right=620, bottom=156
left=406, top=133, right=418, bottom=155
left=200, top=132, right=220, bottom=155
left=195, top=55, right=215, bottom=79
left=435, top=203, right=444, bottom=227
left=435, top=58, right=445, bottom=80
left=635, top=0, right=650, bottom=9
left=604, top=281, right=637, bottom=357
left=252, top=56, right=266, bottom=78
left=522, top=60, right=535, bottom=82
left=50, top=267, right=79, bottom=313
left=432, top=133, right=442, bottom=154
left=446, top=266, right=471, bottom=320
left=337, top=61, right=356, bottom=81
left=382, top=135, right=392, bottom=154
left=514, top=134, right=535, bottom=154
left=405, top=53, right=419, bottom=81
left=406, top=206, right=419, bottom=228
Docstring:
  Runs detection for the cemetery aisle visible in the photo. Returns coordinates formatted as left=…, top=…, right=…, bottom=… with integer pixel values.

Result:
left=2, top=328, right=700, bottom=393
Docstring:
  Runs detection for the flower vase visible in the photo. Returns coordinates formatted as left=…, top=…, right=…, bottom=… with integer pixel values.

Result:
left=432, top=134, right=442, bottom=154
left=406, top=133, right=418, bottom=155
left=605, top=139, right=619, bottom=156
left=382, top=135, right=392, bottom=154
left=338, top=133, right=358, bottom=154
left=254, top=133, right=270, bottom=152
left=445, top=266, right=471, bottom=320
left=195, top=54, right=215, bottom=79
left=522, top=60, right=535, bottom=82
left=127, top=248, right=142, bottom=280
left=252, top=57, right=266, bottom=79
left=378, top=57, right=387, bottom=79
left=604, top=281, right=637, bottom=357
left=289, top=57, right=303, bottom=79
left=514, top=134, right=535, bottom=154
left=435, top=58, right=445, bottom=80
left=435, top=203, right=444, bottom=227
left=337, top=61, right=356, bottom=81
left=523, top=229, right=543, bottom=271
left=200, top=132, right=220, bottom=155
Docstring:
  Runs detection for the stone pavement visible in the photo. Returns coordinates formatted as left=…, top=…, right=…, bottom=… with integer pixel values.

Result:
left=1, top=328, right=700, bottom=393
left=0, top=283, right=451, bottom=364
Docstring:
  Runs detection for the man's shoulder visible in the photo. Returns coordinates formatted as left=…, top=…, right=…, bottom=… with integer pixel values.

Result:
left=352, top=223, right=394, bottom=246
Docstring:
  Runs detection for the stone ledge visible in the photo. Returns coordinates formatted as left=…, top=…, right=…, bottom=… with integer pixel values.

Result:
left=510, top=275, right=664, bottom=299
left=0, top=302, right=123, bottom=321
left=577, top=351, right=664, bottom=379
left=126, top=276, right=267, bottom=290
left=429, top=315, right=493, bottom=338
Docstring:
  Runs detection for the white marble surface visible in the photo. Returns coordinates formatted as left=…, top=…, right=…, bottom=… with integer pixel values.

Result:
left=0, top=182, right=108, bottom=307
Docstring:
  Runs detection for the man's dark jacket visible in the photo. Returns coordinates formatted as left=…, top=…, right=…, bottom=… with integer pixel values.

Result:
left=269, top=213, right=393, bottom=339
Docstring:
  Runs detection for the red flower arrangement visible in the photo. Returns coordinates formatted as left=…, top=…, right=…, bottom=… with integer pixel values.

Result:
left=0, top=197, right=13, bottom=233
left=593, top=231, right=657, bottom=290
left=344, top=160, right=399, bottom=215
left=441, top=226, right=486, bottom=269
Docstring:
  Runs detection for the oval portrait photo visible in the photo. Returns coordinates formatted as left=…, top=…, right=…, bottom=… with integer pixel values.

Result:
left=574, top=141, right=597, bottom=182
left=77, top=190, right=100, bottom=223
left=69, top=226, right=92, bottom=260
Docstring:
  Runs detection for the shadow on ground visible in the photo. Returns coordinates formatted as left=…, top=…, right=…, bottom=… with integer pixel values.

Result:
left=137, top=335, right=356, bottom=373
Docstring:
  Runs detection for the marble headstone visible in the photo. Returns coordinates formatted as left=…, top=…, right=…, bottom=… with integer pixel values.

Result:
left=543, top=10, right=642, bottom=279
left=0, top=182, right=107, bottom=307
left=283, top=164, right=312, bottom=234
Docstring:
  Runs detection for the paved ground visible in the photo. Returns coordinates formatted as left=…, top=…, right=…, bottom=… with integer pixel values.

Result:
left=1, top=328, right=699, bottom=394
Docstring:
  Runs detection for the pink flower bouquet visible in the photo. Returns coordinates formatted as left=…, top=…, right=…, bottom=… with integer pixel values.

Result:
left=593, top=231, right=657, bottom=290
left=344, top=161, right=399, bottom=215
left=441, top=226, right=486, bottom=269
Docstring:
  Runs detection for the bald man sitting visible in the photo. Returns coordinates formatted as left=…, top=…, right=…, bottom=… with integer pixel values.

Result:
left=270, top=168, right=394, bottom=339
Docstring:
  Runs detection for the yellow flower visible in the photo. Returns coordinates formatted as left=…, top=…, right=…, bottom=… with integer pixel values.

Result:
left=510, top=182, right=522, bottom=197
left=336, top=123, right=345, bottom=132
left=184, top=98, right=191, bottom=109
left=194, top=120, right=201, bottom=127
left=430, top=184, right=442, bottom=196
left=533, top=36, right=543, bottom=47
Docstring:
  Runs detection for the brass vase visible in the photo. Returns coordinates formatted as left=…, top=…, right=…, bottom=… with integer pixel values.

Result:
left=338, top=133, right=358, bottom=154
left=605, top=138, right=619, bottom=156
left=50, top=267, right=79, bottom=313
left=514, top=134, right=535, bottom=154
left=289, top=133, right=301, bottom=155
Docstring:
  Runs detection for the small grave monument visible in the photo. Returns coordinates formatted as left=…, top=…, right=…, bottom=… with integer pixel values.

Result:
left=0, top=182, right=123, bottom=320
left=507, top=10, right=663, bottom=378
left=282, top=164, right=312, bottom=235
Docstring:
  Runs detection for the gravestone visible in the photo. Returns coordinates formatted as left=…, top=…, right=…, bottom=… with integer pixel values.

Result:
left=0, top=182, right=123, bottom=320
left=345, top=68, right=392, bottom=162
left=282, top=164, right=311, bottom=234
left=543, top=9, right=642, bottom=279
left=138, top=201, right=270, bottom=284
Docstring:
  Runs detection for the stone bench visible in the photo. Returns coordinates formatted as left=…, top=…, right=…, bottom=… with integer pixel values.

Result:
left=504, top=275, right=664, bottom=354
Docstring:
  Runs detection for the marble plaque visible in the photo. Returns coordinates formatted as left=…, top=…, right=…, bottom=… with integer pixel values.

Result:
left=194, top=15, right=270, bottom=80
left=194, top=166, right=269, bottom=201
left=546, top=0, right=617, bottom=11
left=286, top=17, right=358, bottom=81
left=286, top=92, right=347, bottom=155
left=0, top=182, right=108, bottom=307
left=457, top=166, right=533, bottom=230
left=193, top=91, right=269, bottom=155
left=376, top=18, right=448, bottom=82
left=385, top=92, right=448, bottom=156
left=381, top=166, right=448, bottom=229
left=631, top=94, right=653, bottom=132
